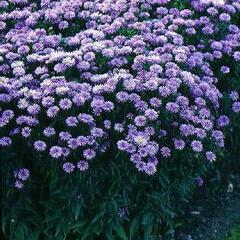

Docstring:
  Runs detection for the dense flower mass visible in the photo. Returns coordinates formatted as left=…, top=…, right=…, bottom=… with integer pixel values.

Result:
left=0, top=0, right=240, bottom=188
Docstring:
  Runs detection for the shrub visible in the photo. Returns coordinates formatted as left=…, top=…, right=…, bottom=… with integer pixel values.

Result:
left=1, top=0, right=240, bottom=239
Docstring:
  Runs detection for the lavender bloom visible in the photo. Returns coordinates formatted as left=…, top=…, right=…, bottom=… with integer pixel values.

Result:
left=233, top=52, right=240, bottom=61
left=21, top=127, right=31, bottom=138
left=118, top=208, right=126, bottom=218
left=17, top=168, right=30, bottom=181
left=47, top=106, right=59, bottom=118
left=191, top=140, right=203, bottom=152
left=114, top=123, right=124, bottom=132
left=66, top=117, right=78, bottom=127
left=59, top=98, right=72, bottom=110
left=83, top=148, right=96, bottom=160
left=0, top=137, right=12, bottom=146
left=59, top=131, right=72, bottom=141
left=217, top=115, right=230, bottom=127
left=229, top=91, right=239, bottom=101
left=77, top=161, right=89, bottom=171
left=161, top=147, right=171, bottom=158
left=206, top=151, right=216, bottom=162
left=63, top=162, right=75, bottom=174
left=220, top=66, right=230, bottom=74
left=34, top=140, right=47, bottom=151
left=134, top=116, right=146, bottom=127
left=43, top=127, right=56, bottom=137
left=174, top=139, right=185, bottom=150
left=196, top=176, right=204, bottom=187
left=232, top=102, right=240, bottom=113
left=49, top=146, right=63, bottom=159
left=144, top=162, right=157, bottom=175
left=145, top=109, right=158, bottom=120
left=15, top=180, right=24, bottom=189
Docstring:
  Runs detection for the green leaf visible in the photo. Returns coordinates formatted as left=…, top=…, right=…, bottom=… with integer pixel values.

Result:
left=105, top=223, right=115, bottom=240
left=129, top=217, right=140, bottom=240
left=114, top=224, right=128, bottom=240
left=81, top=214, right=102, bottom=239
left=70, top=221, right=87, bottom=232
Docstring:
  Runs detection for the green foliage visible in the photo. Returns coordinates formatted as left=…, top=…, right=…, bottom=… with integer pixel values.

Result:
left=2, top=142, right=207, bottom=239
left=222, top=225, right=240, bottom=240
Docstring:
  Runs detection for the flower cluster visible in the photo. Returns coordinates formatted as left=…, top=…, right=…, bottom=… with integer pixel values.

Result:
left=0, top=0, right=239, bottom=187
left=13, top=168, right=30, bottom=189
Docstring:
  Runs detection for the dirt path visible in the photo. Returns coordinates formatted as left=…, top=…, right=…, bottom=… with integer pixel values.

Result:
left=179, top=192, right=240, bottom=240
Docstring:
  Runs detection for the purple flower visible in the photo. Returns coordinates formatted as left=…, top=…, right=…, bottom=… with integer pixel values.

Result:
left=135, top=161, right=146, bottom=172
left=145, top=109, right=158, bottom=120
left=196, top=176, right=204, bottom=187
left=166, top=102, right=179, bottom=113
left=15, top=180, right=24, bottom=189
left=117, top=140, right=129, bottom=151
left=77, top=161, right=89, bottom=171
left=59, top=131, right=72, bottom=141
left=191, top=140, right=203, bottom=152
left=68, top=138, right=79, bottom=149
left=16, top=168, right=30, bottom=181
left=161, top=147, right=171, bottom=158
left=49, top=146, right=63, bottom=159
left=47, top=106, right=59, bottom=118
left=217, top=115, right=230, bottom=127
left=233, top=52, right=240, bottom=61
left=174, top=139, right=185, bottom=150
left=118, top=208, right=126, bottom=218
left=22, top=127, right=31, bottom=138
left=83, top=148, right=96, bottom=160
left=232, top=102, right=240, bottom=113
left=206, top=151, right=216, bottom=162
left=219, top=13, right=231, bottom=22
left=134, top=116, right=146, bottom=127
left=0, top=137, right=12, bottom=146
left=34, top=140, right=47, bottom=151
left=66, top=116, right=78, bottom=127
left=220, top=66, right=230, bottom=74
left=229, top=91, right=239, bottom=101
left=78, top=113, right=94, bottom=124
left=59, top=98, right=72, bottom=110
left=114, top=123, right=124, bottom=132
left=63, top=162, right=75, bottom=174
left=1, top=0, right=240, bottom=179
left=144, top=162, right=157, bottom=175
left=43, top=127, right=56, bottom=137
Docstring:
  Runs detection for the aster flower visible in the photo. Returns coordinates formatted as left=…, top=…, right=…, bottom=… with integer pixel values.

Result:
left=217, top=115, right=230, bottom=127
left=232, top=102, right=240, bottom=113
left=77, top=161, right=89, bottom=171
left=144, top=162, right=157, bottom=175
left=206, top=151, right=216, bottom=162
left=22, top=127, right=31, bottom=138
left=63, top=162, right=75, bottom=174
left=17, top=168, right=30, bottom=181
left=174, top=139, right=185, bottom=150
left=196, top=176, right=204, bottom=187
left=15, top=181, right=24, bottom=189
left=161, top=147, right=171, bottom=158
left=191, top=140, right=203, bottom=152
left=34, top=140, right=47, bottom=151
left=43, top=127, right=56, bottom=137
left=0, top=137, right=12, bottom=146
left=59, top=98, right=72, bottom=110
left=49, top=146, right=63, bottom=159
left=83, top=148, right=96, bottom=160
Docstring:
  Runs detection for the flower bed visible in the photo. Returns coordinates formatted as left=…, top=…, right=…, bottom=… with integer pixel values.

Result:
left=1, top=0, right=240, bottom=239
